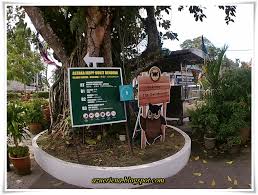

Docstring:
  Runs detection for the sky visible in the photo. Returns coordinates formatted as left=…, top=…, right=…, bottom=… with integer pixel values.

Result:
left=22, top=3, right=254, bottom=84
left=161, top=4, right=254, bottom=63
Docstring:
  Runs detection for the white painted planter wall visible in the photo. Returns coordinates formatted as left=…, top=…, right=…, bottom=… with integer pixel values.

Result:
left=32, top=125, right=191, bottom=189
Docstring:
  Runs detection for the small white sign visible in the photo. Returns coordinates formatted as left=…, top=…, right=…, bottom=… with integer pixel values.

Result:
left=83, top=52, right=104, bottom=67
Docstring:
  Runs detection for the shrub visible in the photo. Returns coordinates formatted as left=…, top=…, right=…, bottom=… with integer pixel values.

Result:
left=8, top=145, right=29, bottom=158
left=190, top=67, right=251, bottom=147
left=7, top=92, right=21, bottom=101
left=32, top=91, right=49, bottom=99
left=23, top=98, right=47, bottom=124
left=227, top=136, right=241, bottom=148
left=220, top=68, right=251, bottom=103
left=188, top=102, right=219, bottom=137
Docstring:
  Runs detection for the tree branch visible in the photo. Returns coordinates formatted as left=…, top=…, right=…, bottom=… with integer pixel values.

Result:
left=23, top=6, right=69, bottom=65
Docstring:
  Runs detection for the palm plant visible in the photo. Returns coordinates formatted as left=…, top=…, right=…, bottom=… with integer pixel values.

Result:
left=7, top=101, right=28, bottom=147
left=205, top=45, right=228, bottom=92
left=7, top=101, right=31, bottom=175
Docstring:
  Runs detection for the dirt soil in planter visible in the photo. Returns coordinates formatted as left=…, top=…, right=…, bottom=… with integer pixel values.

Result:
left=37, top=127, right=185, bottom=167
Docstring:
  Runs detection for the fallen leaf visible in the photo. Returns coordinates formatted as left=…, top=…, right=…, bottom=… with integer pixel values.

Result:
left=202, top=160, right=207, bottom=164
left=226, top=161, right=234, bottom=165
left=53, top=182, right=63, bottom=187
left=194, top=156, right=200, bottom=160
left=227, top=176, right=232, bottom=182
left=211, top=179, right=216, bottom=187
left=170, top=133, right=175, bottom=137
left=85, top=139, right=97, bottom=145
left=97, top=135, right=102, bottom=141
left=234, top=179, right=238, bottom=185
left=244, top=145, right=248, bottom=148
left=227, top=187, right=232, bottom=189
left=16, top=179, right=22, bottom=184
left=175, top=145, right=179, bottom=149
left=203, top=150, right=207, bottom=153
left=198, top=180, right=204, bottom=184
left=193, top=172, right=202, bottom=176
left=248, top=184, right=252, bottom=188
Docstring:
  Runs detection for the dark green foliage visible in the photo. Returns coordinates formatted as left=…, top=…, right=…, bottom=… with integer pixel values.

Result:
left=32, top=91, right=49, bottom=99
left=189, top=67, right=251, bottom=147
left=220, top=68, right=251, bottom=103
left=188, top=103, right=219, bottom=137
left=7, top=92, right=22, bottom=101
left=8, top=145, right=29, bottom=158
left=39, top=6, right=78, bottom=56
left=218, top=6, right=236, bottom=24
left=178, top=5, right=236, bottom=24
left=227, top=136, right=241, bottom=147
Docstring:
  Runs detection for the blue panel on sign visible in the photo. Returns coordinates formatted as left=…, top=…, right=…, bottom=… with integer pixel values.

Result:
left=119, top=85, right=134, bottom=101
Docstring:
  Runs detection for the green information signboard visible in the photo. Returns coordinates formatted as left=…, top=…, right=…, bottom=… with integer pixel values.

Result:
left=68, top=67, right=127, bottom=127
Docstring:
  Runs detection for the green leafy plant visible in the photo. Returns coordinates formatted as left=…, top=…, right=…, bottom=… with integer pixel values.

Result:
left=220, top=68, right=251, bottom=102
left=7, top=92, right=22, bottom=101
left=216, top=101, right=248, bottom=142
left=32, top=91, right=49, bottom=99
left=227, top=136, right=241, bottom=148
left=8, top=145, right=29, bottom=158
left=24, top=98, right=46, bottom=124
left=189, top=102, right=219, bottom=138
left=7, top=101, right=30, bottom=157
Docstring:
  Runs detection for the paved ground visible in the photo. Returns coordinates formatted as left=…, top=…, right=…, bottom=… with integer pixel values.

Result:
left=6, top=122, right=252, bottom=190
left=26, top=143, right=251, bottom=189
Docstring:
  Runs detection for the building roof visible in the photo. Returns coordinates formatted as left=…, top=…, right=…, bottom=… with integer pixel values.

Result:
left=169, top=48, right=207, bottom=64
left=152, top=48, right=207, bottom=72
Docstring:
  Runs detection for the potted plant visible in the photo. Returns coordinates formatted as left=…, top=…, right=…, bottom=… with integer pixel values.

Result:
left=25, top=99, right=44, bottom=135
left=227, top=136, right=241, bottom=154
left=204, top=130, right=216, bottom=150
left=203, top=112, right=218, bottom=150
left=7, top=101, right=31, bottom=175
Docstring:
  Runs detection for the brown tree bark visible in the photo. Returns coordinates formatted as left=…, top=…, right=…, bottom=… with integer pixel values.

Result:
left=142, top=6, right=162, bottom=56
left=24, top=6, right=113, bottom=136
left=102, top=24, right=113, bottom=66
left=85, top=7, right=112, bottom=60
left=23, top=6, right=69, bottom=65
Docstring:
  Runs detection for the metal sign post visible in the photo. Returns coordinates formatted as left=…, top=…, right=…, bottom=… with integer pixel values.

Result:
left=119, top=85, right=134, bottom=153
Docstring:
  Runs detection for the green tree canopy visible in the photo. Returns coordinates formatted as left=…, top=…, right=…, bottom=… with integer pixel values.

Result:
left=7, top=6, right=44, bottom=86
left=180, top=36, right=239, bottom=69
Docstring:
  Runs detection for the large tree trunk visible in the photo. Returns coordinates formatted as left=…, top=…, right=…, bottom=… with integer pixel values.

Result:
left=86, top=7, right=111, bottom=59
left=24, top=6, right=71, bottom=135
left=142, top=6, right=162, bottom=57
left=102, top=25, right=113, bottom=66
left=24, top=6, right=113, bottom=137
left=24, top=6, right=69, bottom=65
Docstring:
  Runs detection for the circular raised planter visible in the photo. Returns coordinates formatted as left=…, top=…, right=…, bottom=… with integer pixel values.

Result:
left=32, top=125, right=191, bottom=189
